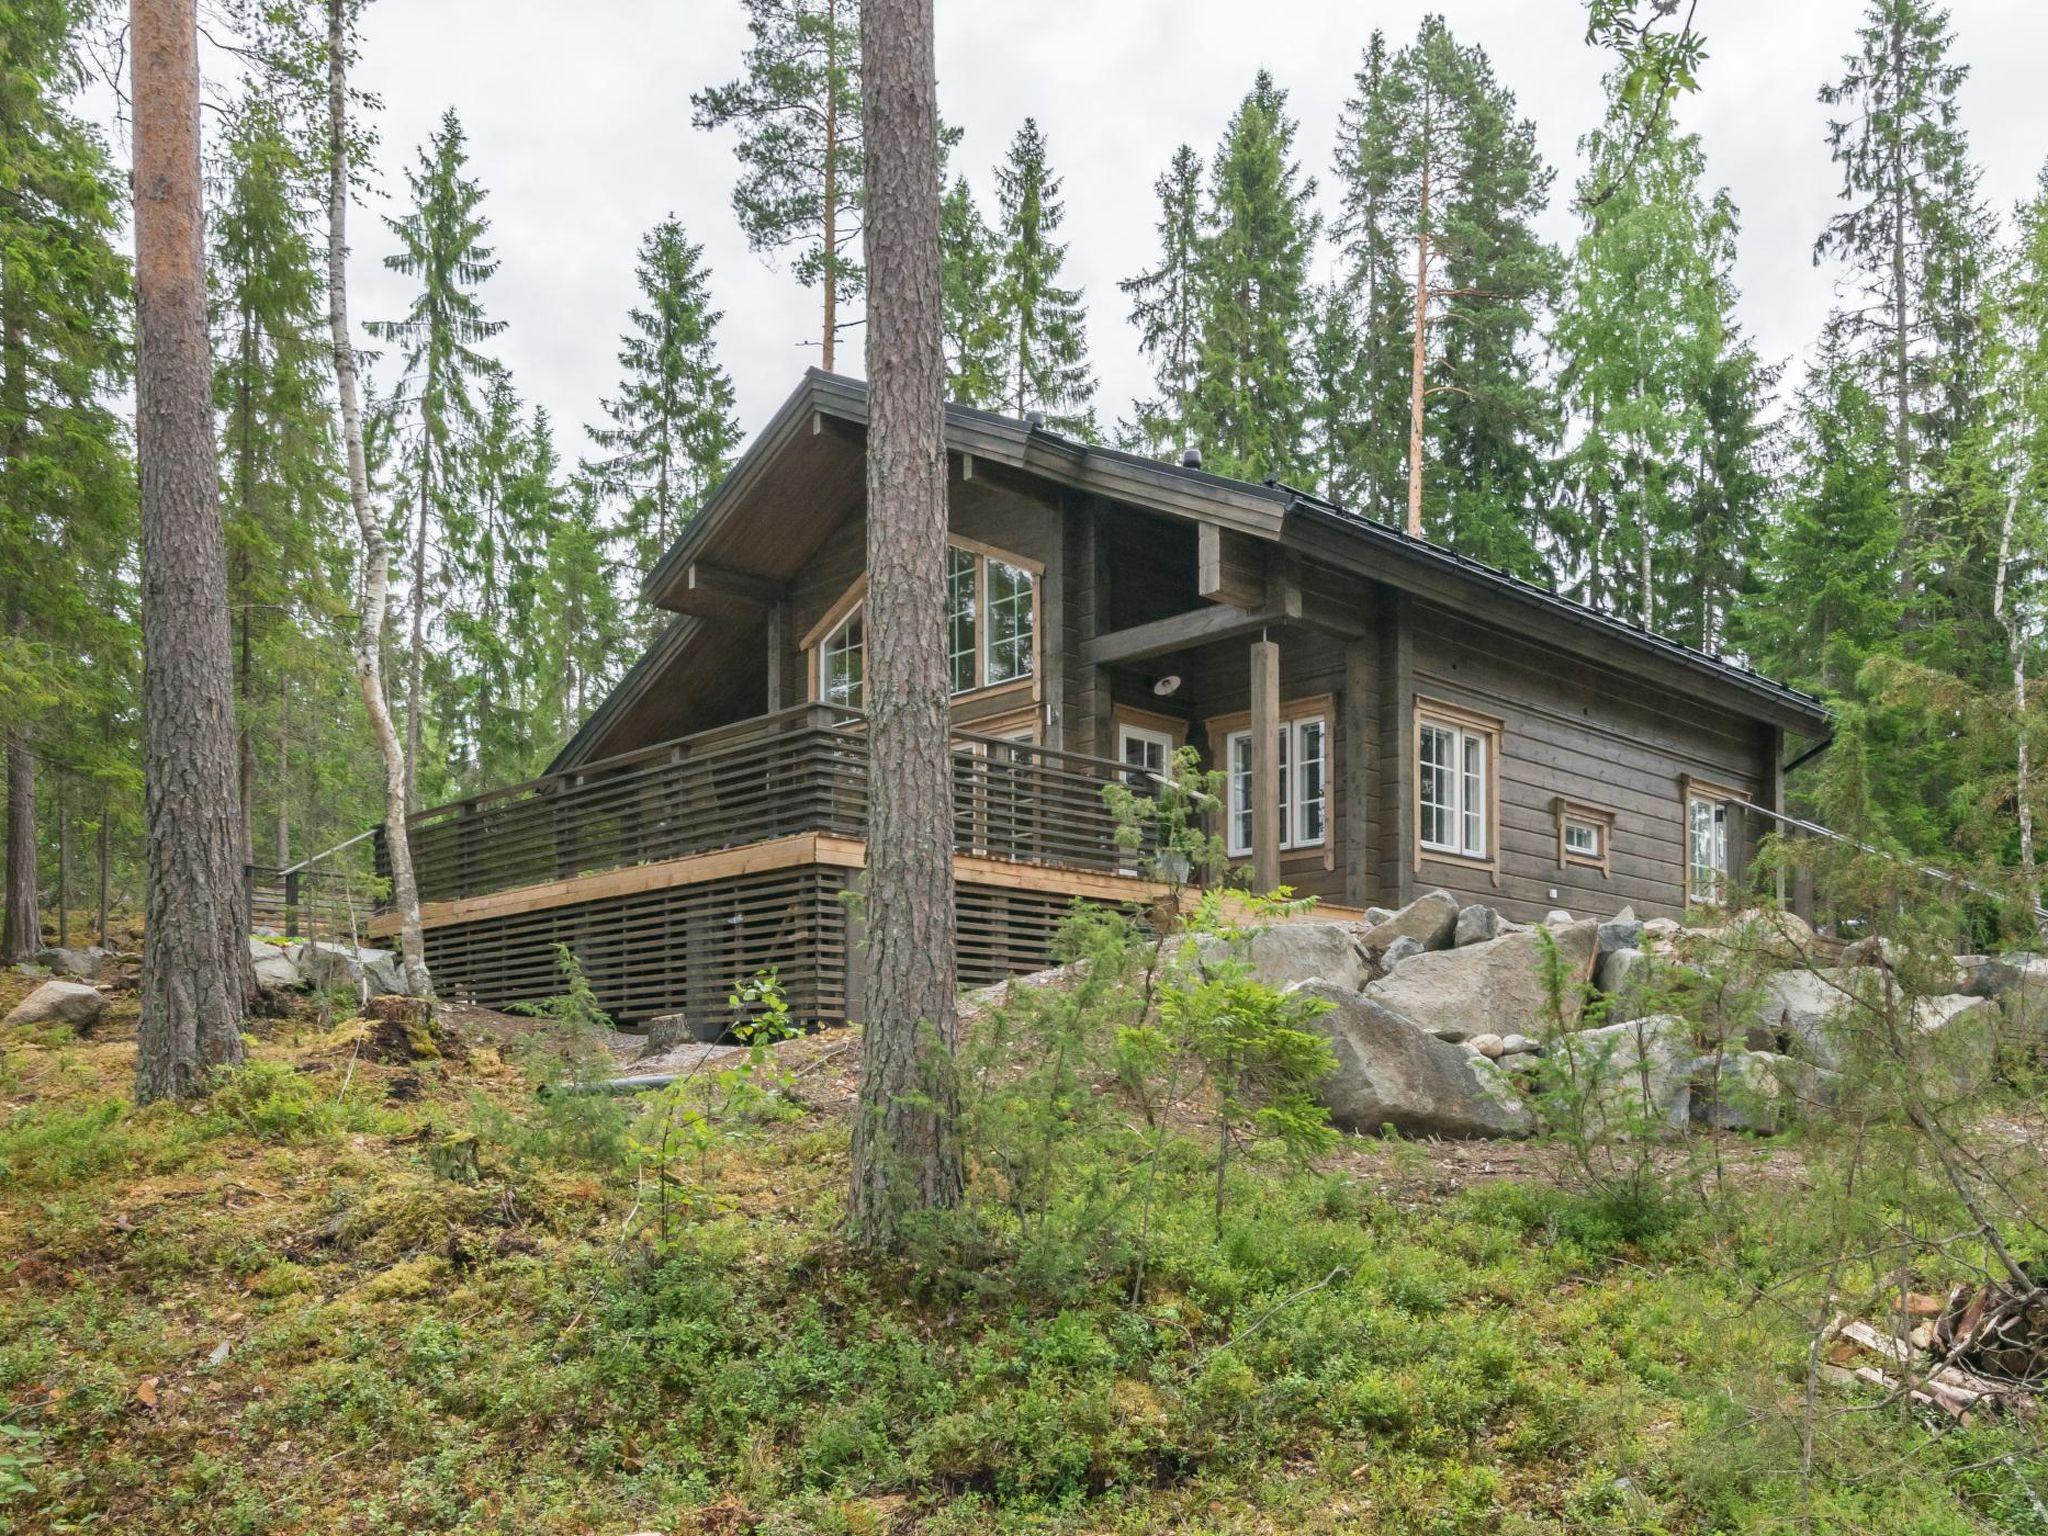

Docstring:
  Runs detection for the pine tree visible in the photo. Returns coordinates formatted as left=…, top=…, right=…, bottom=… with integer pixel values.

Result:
left=0, top=0, right=133, bottom=962
left=210, top=92, right=349, bottom=875
left=589, top=219, right=739, bottom=588
left=1118, top=144, right=1204, bottom=457
left=367, top=107, right=504, bottom=812
left=692, top=0, right=863, bottom=371
left=991, top=119, right=1095, bottom=435
left=1188, top=72, right=1320, bottom=483
left=1331, top=19, right=1559, bottom=569
left=939, top=176, right=1004, bottom=408
left=1815, top=0, right=1987, bottom=623
left=132, top=0, right=252, bottom=1097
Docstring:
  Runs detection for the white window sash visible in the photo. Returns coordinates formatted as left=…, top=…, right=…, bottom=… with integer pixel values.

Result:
left=1419, top=718, right=1489, bottom=859
left=1225, top=715, right=1327, bottom=859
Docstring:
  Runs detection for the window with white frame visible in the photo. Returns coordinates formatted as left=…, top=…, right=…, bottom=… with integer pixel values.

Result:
left=821, top=609, right=863, bottom=708
left=984, top=558, right=1034, bottom=685
left=1563, top=820, right=1600, bottom=858
left=1118, top=722, right=1175, bottom=783
left=946, top=547, right=977, bottom=695
left=1224, top=714, right=1327, bottom=858
left=1688, top=792, right=1730, bottom=905
left=1418, top=717, right=1489, bottom=859
left=812, top=543, right=1035, bottom=706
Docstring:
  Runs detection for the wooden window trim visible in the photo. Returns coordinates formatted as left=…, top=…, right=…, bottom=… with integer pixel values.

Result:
left=1114, top=704, right=1189, bottom=750
left=1680, top=774, right=1750, bottom=909
left=1553, top=796, right=1616, bottom=877
left=1413, top=695, right=1502, bottom=886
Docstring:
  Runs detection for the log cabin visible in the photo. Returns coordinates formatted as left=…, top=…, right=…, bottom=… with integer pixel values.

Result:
left=366, top=370, right=1829, bottom=1029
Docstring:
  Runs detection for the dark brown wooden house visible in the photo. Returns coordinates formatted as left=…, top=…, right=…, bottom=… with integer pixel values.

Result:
left=369, top=371, right=1829, bottom=1027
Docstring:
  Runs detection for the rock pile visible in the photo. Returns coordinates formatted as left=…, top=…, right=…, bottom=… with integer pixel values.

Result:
left=1186, top=892, right=2031, bottom=1141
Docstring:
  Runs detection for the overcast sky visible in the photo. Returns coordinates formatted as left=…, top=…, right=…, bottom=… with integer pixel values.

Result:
left=162, top=1, right=2048, bottom=463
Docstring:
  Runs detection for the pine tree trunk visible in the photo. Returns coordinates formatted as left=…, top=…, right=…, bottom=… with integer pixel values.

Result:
left=96, top=793, right=110, bottom=947
left=131, top=0, right=252, bottom=1101
left=822, top=0, right=839, bottom=373
left=55, top=774, right=68, bottom=950
left=849, top=0, right=962, bottom=1250
left=327, top=0, right=434, bottom=1000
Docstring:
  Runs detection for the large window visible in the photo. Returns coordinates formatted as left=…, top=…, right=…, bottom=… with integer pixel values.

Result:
left=1417, top=711, right=1491, bottom=861
left=812, top=541, right=1036, bottom=707
left=821, top=609, right=864, bottom=708
left=1224, top=714, right=1327, bottom=858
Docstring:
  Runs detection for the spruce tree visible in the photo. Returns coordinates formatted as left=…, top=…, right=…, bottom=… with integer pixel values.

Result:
left=1331, top=19, right=1559, bottom=571
left=1737, top=341, right=1901, bottom=695
left=588, top=217, right=741, bottom=583
left=1188, top=72, right=1320, bottom=484
left=1304, top=284, right=1368, bottom=506
left=210, top=93, right=349, bottom=873
left=991, top=119, right=1095, bottom=435
left=939, top=176, right=1004, bottom=409
left=539, top=472, right=626, bottom=745
left=1814, top=0, right=1987, bottom=624
left=692, top=0, right=863, bottom=371
left=367, top=107, right=504, bottom=812
left=0, top=0, right=132, bottom=962
left=1119, top=143, right=1204, bottom=457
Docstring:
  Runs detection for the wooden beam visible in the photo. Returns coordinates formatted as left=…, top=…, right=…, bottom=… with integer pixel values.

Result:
left=1198, top=522, right=1267, bottom=610
left=1250, top=637, right=1281, bottom=893
left=1342, top=638, right=1373, bottom=906
left=685, top=561, right=782, bottom=608
left=1081, top=602, right=1277, bottom=667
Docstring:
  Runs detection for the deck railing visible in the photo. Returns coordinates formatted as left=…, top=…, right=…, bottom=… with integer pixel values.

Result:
left=378, top=703, right=1156, bottom=908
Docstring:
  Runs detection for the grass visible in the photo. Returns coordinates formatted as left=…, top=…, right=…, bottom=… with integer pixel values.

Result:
left=0, top=966, right=2040, bottom=1535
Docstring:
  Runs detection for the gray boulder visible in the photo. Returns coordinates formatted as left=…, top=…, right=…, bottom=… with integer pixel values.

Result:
left=1452, top=904, right=1501, bottom=948
left=1691, top=1049, right=1837, bottom=1133
left=1595, top=946, right=1645, bottom=996
left=1642, top=917, right=1682, bottom=945
left=5, top=979, right=105, bottom=1029
left=300, top=942, right=409, bottom=997
left=1363, top=919, right=1600, bottom=1042
left=1289, top=981, right=1533, bottom=1139
left=1380, top=935, right=1423, bottom=968
left=1596, top=917, right=1643, bottom=956
left=1545, top=909, right=1574, bottom=926
left=1499, top=1033, right=1538, bottom=1056
left=1913, top=995, right=2000, bottom=1100
left=1753, top=966, right=1880, bottom=1069
left=1468, top=1032, right=1506, bottom=1059
left=1360, top=891, right=1461, bottom=955
left=248, top=939, right=303, bottom=992
left=35, top=946, right=109, bottom=980
left=1547, top=1014, right=1697, bottom=1138
left=1195, top=921, right=1373, bottom=994
left=1957, top=951, right=2048, bottom=999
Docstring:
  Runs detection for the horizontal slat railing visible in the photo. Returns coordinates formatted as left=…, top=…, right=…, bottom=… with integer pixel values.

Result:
left=377, top=704, right=1157, bottom=908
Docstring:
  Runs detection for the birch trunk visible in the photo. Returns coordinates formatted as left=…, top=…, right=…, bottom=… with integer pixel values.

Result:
left=1406, top=124, right=1430, bottom=540
left=327, top=0, right=433, bottom=999
left=1994, top=436, right=2042, bottom=938
left=848, top=0, right=962, bottom=1249
left=131, top=0, right=252, bottom=1101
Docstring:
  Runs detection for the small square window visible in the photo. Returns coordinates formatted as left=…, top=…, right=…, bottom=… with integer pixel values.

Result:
left=1554, top=798, right=1615, bottom=874
left=1564, top=820, right=1600, bottom=857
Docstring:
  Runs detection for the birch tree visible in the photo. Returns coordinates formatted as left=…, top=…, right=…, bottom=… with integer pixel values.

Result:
left=325, top=0, right=431, bottom=999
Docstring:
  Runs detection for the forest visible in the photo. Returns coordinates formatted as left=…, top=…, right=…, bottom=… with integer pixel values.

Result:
left=3, top=1, right=2048, bottom=1532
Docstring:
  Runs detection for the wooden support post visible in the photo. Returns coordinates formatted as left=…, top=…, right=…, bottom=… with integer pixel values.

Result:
left=285, top=870, right=301, bottom=939
left=1250, top=637, right=1280, bottom=894
left=766, top=600, right=787, bottom=712
left=1342, top=638, right=1373, bottom=906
